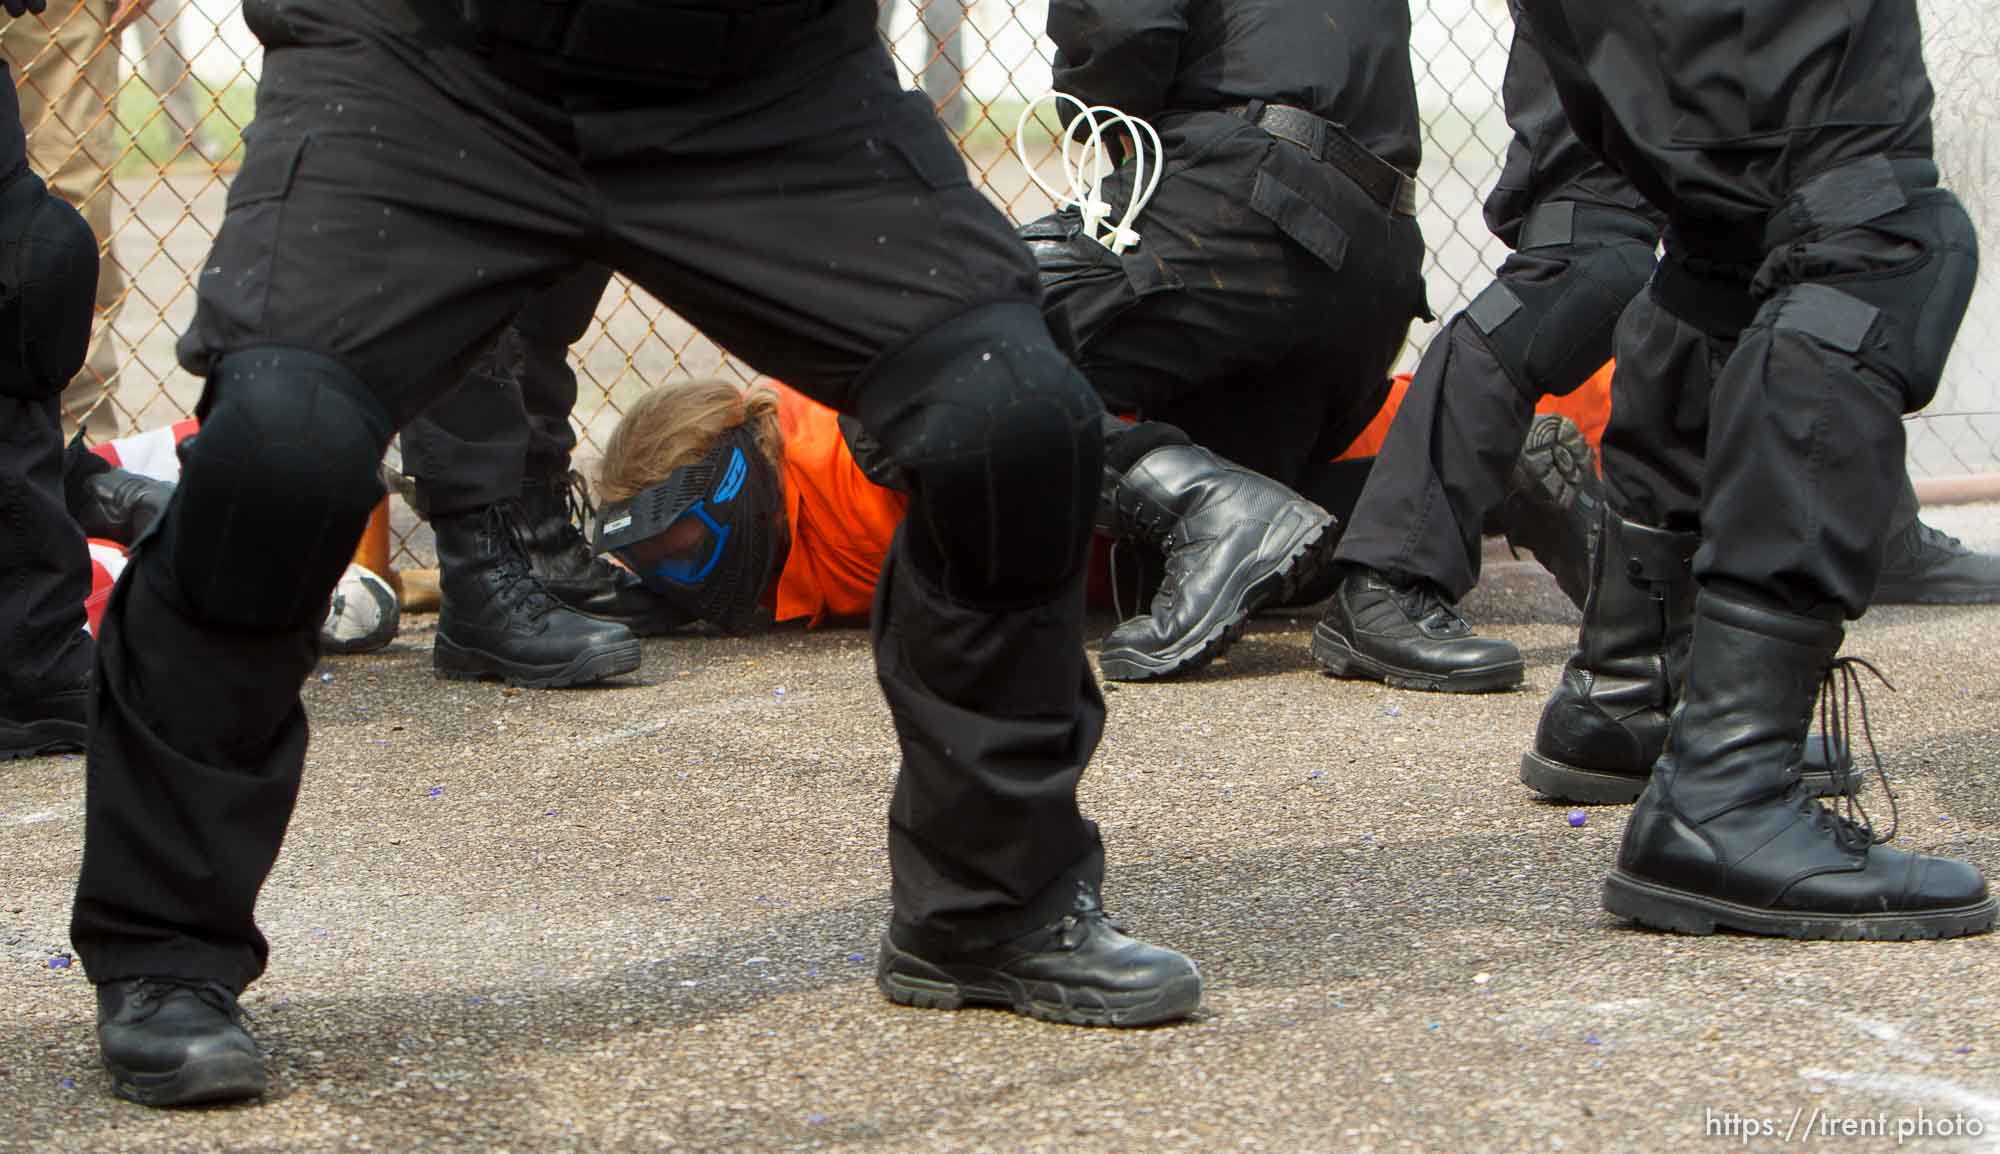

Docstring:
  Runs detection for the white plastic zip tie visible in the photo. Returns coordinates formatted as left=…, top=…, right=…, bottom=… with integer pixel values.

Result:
left=1015, top=92, right=1163, bottom=255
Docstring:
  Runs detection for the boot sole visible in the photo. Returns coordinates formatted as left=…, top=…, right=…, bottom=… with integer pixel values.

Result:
left=433, top=637, right=642, bottom=689
left=1519, top=749, right=1862, bottom=805
left=1310, top=624, right=1524, bottom=694
left=0, top=717, right=86, bottom=760
left=1603, top=870, right=1999, bottom=940
left=874, top=933, right=1202, bottom=1028
left=105, top=1049, right=267, bottom=1108
left=1098, top=508, right=1334, bottom=682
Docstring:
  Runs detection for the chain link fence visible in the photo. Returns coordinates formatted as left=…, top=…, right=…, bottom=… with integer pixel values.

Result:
left=9, top=0, right=1997, bottom=570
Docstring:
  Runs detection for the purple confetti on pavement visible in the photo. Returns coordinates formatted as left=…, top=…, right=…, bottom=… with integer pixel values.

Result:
left=47, top=955, right=71, bottom=969
left=846, top=951, right=865, bottom=963
left=1955, top=1045, right=1974, bottom=1054
left=545, top=809, right=558, bottom=817
left=1585, top=1033, right=1602, bottom=1046
left=1383, top=704, right=1403, bottom=717
left=807, top=1113, right=828, bottom=1125
left=58, top=1077, right=75, bottom=1090
left=319, top=672, right=333, bottom=683
left=1567, top=810, right=1588, bottom=828
left=428, top=785, right=444, bottom=798
left=1308, top=770, right=1322, bottom=779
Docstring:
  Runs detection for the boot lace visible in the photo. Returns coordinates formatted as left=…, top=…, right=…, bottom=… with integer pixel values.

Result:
left=1106, top=535, right=1161, bottom=623
left=559, top=469, right=599, bottom=557
left=481, top=502, right=560, bottom=621
left=1910, top=521, right=1967, bottom=558
left=1051, top=880, right=1126, bottom=950
left=525, top=469, right=600, bottom=572
left=1389, top=578, right=1470, bottom=637
left=128, top=977, right=247, bottom=1023
left=1807, top=655, right=1899, bottom=849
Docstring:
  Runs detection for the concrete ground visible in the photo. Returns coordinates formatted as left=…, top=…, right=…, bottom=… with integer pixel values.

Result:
left=5, top=507, right=2000, bottom=1154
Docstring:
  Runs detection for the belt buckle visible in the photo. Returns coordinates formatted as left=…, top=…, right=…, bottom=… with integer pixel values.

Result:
left=1394, top=174, right=1418, bottom=218
left=1306, top=116, right=1329, bottom=164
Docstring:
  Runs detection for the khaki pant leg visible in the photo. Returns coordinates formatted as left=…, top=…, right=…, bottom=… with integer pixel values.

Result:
left=6, top=0, right=124, bottom=440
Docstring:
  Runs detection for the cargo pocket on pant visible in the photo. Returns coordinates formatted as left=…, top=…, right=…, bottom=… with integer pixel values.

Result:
left=1248, top=165, right=1350, bottom=274
left=184, top=133, right=311, bottom=368
left=1024, top=211, right=1183, bottom=354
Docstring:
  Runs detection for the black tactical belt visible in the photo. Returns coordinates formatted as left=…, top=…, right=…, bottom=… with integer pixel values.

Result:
left=404, top=0, right=823, bottom=84
left=1225, top=102, right=1418, bottom=219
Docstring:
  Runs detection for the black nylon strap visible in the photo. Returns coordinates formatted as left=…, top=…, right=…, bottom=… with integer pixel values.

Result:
left=1223, top=103, right=1418, bottom=218
left=1774, top=283, right=1880, bottom=355
left=1464, top=280, right=1523, bottom=336
left=1517, top=200, right=1574, bottom=249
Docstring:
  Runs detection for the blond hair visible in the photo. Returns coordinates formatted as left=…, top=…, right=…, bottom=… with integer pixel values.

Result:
left=597, top=379, right=786, bottom=507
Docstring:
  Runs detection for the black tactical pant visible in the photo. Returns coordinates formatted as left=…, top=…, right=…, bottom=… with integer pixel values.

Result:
left=0, top=70, right=90, bottom=707
left=1036, top=111, right=1427, bottom=496
left=401, top=264, right=611, bottom=519
left=71, top=0, right=1108, bottom=991
left=1521, top=3, right=1978, bottom=618
left=1599, top=175, right=1974, bottom=618
left=0, top=388, right=89, bottom=701
left=1334, top=200, right=1658, bottom=598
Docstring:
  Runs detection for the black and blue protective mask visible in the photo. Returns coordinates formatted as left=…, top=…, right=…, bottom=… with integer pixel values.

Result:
left=593, top=426, right=785, bottom=635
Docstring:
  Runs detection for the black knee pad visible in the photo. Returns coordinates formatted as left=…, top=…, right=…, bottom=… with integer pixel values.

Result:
left=1467, top=234, right=1657, bottom=401
left=0, top=169, right=98, bottom=400
left=1770, top=188, right=1979, bottom=413
left=162, top=348, right=396, bottom=631
left=853, top=301, right=1104, bottom=606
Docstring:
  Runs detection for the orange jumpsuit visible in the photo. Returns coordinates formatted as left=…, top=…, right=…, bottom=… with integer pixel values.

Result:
left=765, top=381, right=909, bottom=626
left=1335, top=361, right=1614, bottom=462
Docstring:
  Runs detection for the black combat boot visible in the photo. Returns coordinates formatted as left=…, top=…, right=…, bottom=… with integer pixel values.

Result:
left=1872, top=518, right=2000, bottom=604
left=1492, top=413, right=1600, bottom=611
left=1604, top=591, right=1995, bottom=939
left=876, top=881, right=1203, bottom=1027
left=97, top=977, right=266, bottom=1107
left=433, top=502, right=642, bottom=688
left=0, top=630, right=90, bottom=760
left=1523, top=509, right=1855, bottom=804
left=1311, top=566, right=1524, bottom=692
left=517, top=469, right=690, bottom=635
left=1098, top=443, right=1335, bottom=680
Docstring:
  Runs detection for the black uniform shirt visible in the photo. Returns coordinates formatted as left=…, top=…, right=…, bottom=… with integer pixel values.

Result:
left=1049, top=0, right=1422, bottom=174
